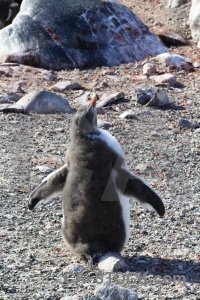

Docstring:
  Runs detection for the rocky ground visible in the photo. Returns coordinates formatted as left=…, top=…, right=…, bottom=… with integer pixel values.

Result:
left=0, top=0, right=200, bottom=299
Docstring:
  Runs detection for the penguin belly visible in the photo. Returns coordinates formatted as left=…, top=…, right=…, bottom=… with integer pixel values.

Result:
left=118, top=191, right=130, bottom=246
left=98, top=128, right=131, bottom=246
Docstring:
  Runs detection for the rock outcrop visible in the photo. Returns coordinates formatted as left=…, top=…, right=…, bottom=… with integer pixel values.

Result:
left=0, top=0, right=168, bottom=70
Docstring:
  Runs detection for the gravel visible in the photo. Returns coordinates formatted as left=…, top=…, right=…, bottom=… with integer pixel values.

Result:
left=0, top=89, right=199, bottom=299
left=0, top=0, right=199, bottom=299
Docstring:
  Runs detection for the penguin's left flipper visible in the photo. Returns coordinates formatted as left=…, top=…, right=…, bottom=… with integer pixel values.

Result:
left=116, top=167, right=165, bottom=217
left=28, top=164, right=68, bottom=210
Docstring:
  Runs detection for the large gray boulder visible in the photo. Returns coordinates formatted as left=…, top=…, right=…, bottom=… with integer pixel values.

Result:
left=0, top=0, right=168, bottom=70
left=189, top=0, right=200, bottom=47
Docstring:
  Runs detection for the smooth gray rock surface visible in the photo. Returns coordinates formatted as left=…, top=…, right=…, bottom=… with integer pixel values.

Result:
left=0, top=0, right=168, bottom=70
left=0, top=90, right=73, bottom=114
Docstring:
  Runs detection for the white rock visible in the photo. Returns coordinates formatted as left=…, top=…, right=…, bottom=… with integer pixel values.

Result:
left=60, top=296, right=80, bottom=300
left=156, top=53, right=189, bottom=67
left=167, top=0, right=189, bottom=8
left=194, top=128, right=200, bottom=134
left=173, top=248, right=190, bottom=256
left=189, top=0, right=200, bottom=46
left=120, top=111, right=138, bottom=120
left=36, top=166, right=53, bottom=174
left=98, top=251, right=128, bottom=272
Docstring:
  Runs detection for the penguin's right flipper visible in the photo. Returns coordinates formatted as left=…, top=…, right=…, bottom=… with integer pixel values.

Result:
left=28, top=164, right=68, bottom=210
left=116, top=167, right=165, bottom=217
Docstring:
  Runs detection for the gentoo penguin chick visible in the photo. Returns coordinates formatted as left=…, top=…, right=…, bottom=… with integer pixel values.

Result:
left=28, top=95, right=165, bottom=268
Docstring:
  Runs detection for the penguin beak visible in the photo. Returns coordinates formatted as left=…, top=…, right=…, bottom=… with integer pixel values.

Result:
left=89, top=95, right=97, bottom=108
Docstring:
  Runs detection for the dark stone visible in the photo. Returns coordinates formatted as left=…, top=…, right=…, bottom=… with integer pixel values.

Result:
left=156, top=28, right=188, bottom=46
left=0, top=0, right=20, bottom=29
left=0, top=0, right=168, bottom=70
left=0, top=0, right=12, bottom=27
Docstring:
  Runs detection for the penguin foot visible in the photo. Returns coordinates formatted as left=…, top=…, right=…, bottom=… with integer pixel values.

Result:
left=86, top=255, right=93, bottom=268
left=85, top=252, right=103, bottom=268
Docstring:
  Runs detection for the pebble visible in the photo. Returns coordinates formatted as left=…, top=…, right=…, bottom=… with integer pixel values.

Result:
left=98, top=251, right=129, bottom=272
left=53, top=81, right=83, bottom=91
left=139, top=109, right=152, bottom=116
left=193, top=61, right=200, bottom=68
left=194, top=128, right=200, bottom=134
left=173, top=248, right=191, bottom=256
left=156, top=53, right=189, bottom=67
left=61, top=296, right=81, bottom=300
left=151, top=74, right=176, bottom=87
left=178, top=118, right=198, bottom=129
left=96, top=107, right=106, bottom=115
left=95, top=282, right=138, bottom=300
left=40, top=70, right=56, bottom=81
left=74, top=92, right=97, bottom=106
left=36, top=166, right=53, bottom=174
left=135, top=87, right=154, bottom=105
left=143, top=61, right=157, bottom=76
left=120, top=111, right=138, bottom=120
left=0, top=94, right=21, bottom=104
left=135, top=163, right=153, bottom=172
left=4, top=83, right=23, bottom=94
left=63, top=263, right=85, bottom=273
left=97, top=119, right=111, bottom=129
left=97, top=92, right=125, bottom=107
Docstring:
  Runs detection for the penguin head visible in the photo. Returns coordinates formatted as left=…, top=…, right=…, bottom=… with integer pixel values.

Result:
left=72, top=95, right=98, bottom=135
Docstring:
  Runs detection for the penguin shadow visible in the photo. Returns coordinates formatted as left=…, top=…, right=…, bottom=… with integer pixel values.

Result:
left=125, top=255, right=200, bottom=284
